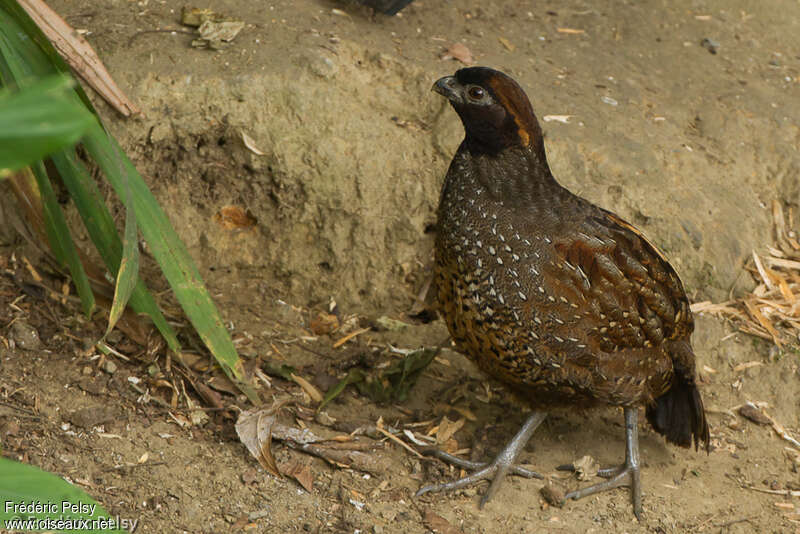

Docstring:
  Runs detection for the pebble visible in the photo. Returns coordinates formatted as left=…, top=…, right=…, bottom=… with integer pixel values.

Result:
left=700, top=37, right=720, bottom=54
left=540, top=483, right=566, bottom=507
left=67, top=406, right=116, bottom=430
left=10, top=321, right=42, bottom=350
left=301, top=52, right=338, bottom=79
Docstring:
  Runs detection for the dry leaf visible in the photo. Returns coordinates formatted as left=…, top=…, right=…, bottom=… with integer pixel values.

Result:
left=441, top=42, right=473, bottom=65
left=543, top=115, right=572, bottom=123
left=732, top=361, right=763, bottom=373
left=498, top=36, right=515, bottom=51
left=235, top=398, right=291, bottom=477
left=281, top=460, right=314, bottom=492
left=213, top=205, right=258, bottom=230
left=291, top=373, right=324, bottom=403
left=310, top=312, right=340, bottom=335
left=423, top=509, right=464, bottom=534
left=241, top=131, right=266, bottom=155
left=435, top=416, right=465, bottom=445
left=241, top=469, right=259, bottom=485
left=573, top=455, right=599, bottom=481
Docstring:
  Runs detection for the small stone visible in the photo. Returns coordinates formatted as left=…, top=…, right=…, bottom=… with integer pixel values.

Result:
left=76, top=377, right=106, bottom=396
left=700, top=37, right=720, bottom=54
left=315, top=411, right=337, bottom=426
left=738, top=403, right=770, bottom=425
left=67, top=406, right=115, bottom=430
left=190, top=410, right=209, bottom=426
left=10, top=321, right=41, bottom=350
left=540, top=483, right=565, bottom=507
left=106, top=330, right=122, bottom=344
left=0, top=419, right=20, bottom=437
left=373, top=316, right=409, bottom=331
left=102, top=360, right=118, bottom=374
left=301, top=52, right=338, bottom=79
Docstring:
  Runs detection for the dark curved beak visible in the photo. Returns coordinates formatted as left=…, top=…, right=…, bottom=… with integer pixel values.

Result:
left=433, top=75, right=461, bottom=103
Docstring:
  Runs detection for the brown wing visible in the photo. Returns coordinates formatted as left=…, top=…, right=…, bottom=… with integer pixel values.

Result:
left=552, top=208, right=693, bottom=354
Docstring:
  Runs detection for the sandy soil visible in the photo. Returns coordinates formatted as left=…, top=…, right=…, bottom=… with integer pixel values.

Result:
left=2, top=0, right=800, bottom=532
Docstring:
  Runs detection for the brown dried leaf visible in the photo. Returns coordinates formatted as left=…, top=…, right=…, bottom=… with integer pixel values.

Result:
left=281, top=459, right=314, bottom=492
left=291, top=373, right=324, bottom=403
left=213, top=205, right=257, bottom=230
left=235, top=398, right=291, bottom=477
left=190, top=380, right=225, bottom=409
left=423, top=510, right=464, bottom=534
left=241, top=468, right=259, bottom=485
left=441, top=42, right=473, bottom=65
left=743, top=299, right=782, bottom=347
left=498, top=36, right=515, bottom=52
left=310, top=311, right=340, bottom=335
left=435, top=416, right=465, bottom=445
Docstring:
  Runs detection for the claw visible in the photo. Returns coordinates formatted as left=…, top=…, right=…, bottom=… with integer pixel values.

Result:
left=564, top=407, right=643, bottom=519
left=415, top=412, right=547, bottom=506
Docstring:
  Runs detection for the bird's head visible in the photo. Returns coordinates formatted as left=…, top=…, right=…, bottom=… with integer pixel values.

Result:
left=433, top=67, right=545, bottom=159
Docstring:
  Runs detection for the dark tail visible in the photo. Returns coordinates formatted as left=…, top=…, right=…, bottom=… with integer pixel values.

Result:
left=646, top=366, right=710, bottom=452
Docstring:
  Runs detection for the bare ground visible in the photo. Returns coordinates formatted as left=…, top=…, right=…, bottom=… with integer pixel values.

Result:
left=2, top=0, right=800, bottom=532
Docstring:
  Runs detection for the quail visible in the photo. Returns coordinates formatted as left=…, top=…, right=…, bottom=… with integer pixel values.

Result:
left=417, top=67, right=710, bottom=518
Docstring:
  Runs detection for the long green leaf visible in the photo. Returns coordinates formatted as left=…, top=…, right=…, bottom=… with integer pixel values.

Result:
left=0, top=457, right=129, bottom=533
left=0, top=0, right=96, bottom=110
left=51, top=151, right=180, bottom=350
left=0, top=12, right=94, bottom=316
left=0, top=75, right=92, bottom=176
left=84, top=125, right=258, bottom=402
left=0, top=2, right=179, bottom=348
left=0, top=1, right=255, bottom=400
left=106, top=172, right=139, bottom=337
left=30, top=160, right=95, bottom=316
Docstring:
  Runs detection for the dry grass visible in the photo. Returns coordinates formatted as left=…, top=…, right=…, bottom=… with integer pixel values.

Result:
left=691, top=201, right=800, bottom=348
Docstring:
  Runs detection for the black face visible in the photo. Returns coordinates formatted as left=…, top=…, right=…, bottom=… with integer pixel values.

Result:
left=433, top=67, right=544, bottom=157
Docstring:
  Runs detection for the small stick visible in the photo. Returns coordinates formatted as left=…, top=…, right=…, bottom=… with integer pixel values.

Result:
left=332, top=327, right=371, bottom=349
left=713, top=516, right=756, bottom=528
left=745, top=486, right=800, bottom=497
left=375, top=423, right=423, bottom=458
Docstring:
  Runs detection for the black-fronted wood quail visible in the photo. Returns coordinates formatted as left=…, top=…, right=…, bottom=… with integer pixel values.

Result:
left=416, top=67, right=709, bottom=519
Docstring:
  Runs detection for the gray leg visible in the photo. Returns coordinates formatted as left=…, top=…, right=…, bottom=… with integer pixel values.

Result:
left=416, top=411, right=547, bottom=508
left=564, top=407, right=643, bottom=519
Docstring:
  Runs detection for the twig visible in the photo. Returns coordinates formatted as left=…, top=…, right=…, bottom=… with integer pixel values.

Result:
left=110, top=461, right=167, bottom=471
left=332, top=327, right=371, bottom=349
left=745, top=486, right=800, bottom=497
left=713, top=516, right=756, bottom=528
left=375, top=421, right=423, bottom=458
left=17, top=0, right=140, bottom=116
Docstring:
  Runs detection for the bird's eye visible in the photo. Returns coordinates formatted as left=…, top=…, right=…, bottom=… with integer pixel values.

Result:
left=467, top=86, right=486, bottom=100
